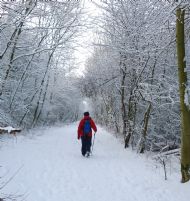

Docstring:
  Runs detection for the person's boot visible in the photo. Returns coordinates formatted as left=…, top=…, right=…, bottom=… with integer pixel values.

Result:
left=85, top=151, right=90, bottom=157
left=82, top=153, right=85, bottom=157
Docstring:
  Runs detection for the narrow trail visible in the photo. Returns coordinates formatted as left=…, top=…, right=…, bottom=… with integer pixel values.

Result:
left=0, top=124, right=189, bottom=201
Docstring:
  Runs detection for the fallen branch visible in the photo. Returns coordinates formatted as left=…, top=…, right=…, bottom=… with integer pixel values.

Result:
left=152, top=148, right=180, bottom=159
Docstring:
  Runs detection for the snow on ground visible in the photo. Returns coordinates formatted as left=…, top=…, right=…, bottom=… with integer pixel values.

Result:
left=0, top=123, right=189, bottom=201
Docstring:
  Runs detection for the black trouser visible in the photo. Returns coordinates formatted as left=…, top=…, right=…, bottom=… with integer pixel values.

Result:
left=81, top=136, right=92, bottom=156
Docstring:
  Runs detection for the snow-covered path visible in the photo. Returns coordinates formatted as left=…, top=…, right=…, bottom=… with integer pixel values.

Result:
left=0, top=124, right=189, bottom=201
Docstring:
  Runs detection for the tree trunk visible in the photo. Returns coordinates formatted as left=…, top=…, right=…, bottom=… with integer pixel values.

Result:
left=0, top=0, right=35, bottom=96
left=121, top=69, right=127, bottom=137
left=138, top=103, right=152, bottom=153
left=32, top=51, right=54, bottom=127
left=124, top=93, right=132, bottom=148
left=176, top=8, right=190, bottom=183
left=119, top=53, right=128, bottom=140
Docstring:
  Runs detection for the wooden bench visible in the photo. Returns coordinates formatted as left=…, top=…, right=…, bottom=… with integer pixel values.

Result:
left=0, top=126, right=21, bottom=136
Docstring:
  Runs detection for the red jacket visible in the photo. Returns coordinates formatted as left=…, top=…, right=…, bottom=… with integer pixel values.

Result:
left=78, top=116, right=97, bottom=139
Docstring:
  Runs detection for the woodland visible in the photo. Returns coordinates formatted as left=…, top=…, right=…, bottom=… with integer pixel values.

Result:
left=0, top=0, right=190, bottom=183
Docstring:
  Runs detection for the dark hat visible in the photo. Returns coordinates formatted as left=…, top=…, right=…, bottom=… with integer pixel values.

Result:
left=84, top=111, right=90, bottom=116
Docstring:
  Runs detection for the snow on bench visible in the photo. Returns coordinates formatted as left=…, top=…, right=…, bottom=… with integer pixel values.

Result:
left=0, top=126, right=21, bottom=135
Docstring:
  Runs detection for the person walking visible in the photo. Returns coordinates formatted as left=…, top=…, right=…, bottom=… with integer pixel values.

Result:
left=77, top=112, right=97, bottom=157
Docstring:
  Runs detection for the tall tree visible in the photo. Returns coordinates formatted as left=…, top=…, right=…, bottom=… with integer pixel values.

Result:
left=0, top=0, right=84, bottom=127
left=83, top=0, right=179, bottom=152
left=176, top=6, right=190, bottom=183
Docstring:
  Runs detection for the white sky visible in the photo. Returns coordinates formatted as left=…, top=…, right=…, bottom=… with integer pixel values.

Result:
left=74, top=0, right=102, bottom=76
